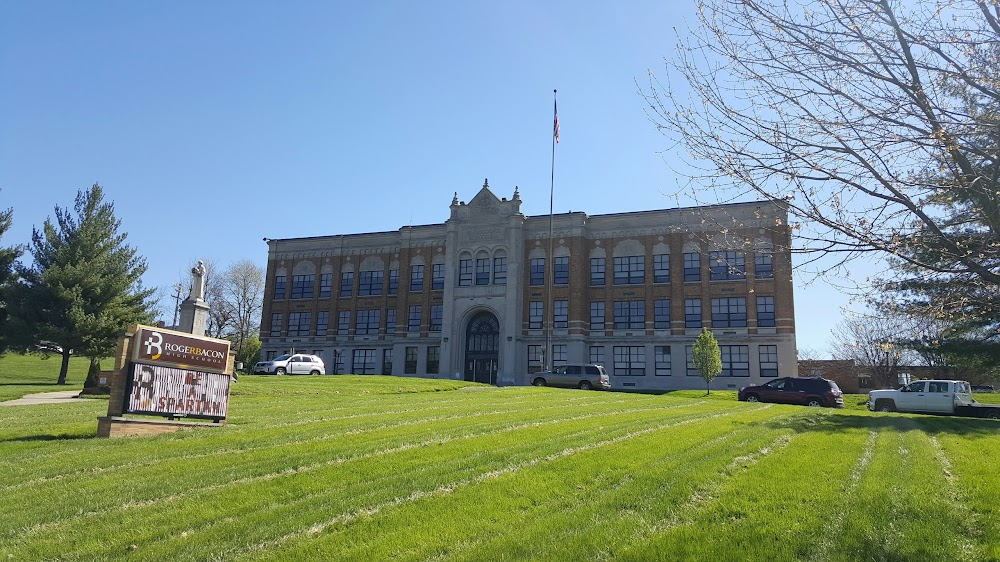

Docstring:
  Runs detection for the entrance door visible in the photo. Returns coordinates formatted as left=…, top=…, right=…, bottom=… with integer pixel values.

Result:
left=464, top=312, right=500, bottom=385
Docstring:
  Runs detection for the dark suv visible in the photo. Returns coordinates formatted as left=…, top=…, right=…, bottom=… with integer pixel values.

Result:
left=738, top=377, right=844, bottom=408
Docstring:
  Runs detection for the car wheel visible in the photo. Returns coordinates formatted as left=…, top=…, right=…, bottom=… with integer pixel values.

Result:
left=987, top=410, right=1000, bottom=420
left=532, top=378, right=546, bottom=386
left=745, top=394, right=760, bottom=403
left=579, top=380, right=593, bottom=390
left=877, top=401, right=895, bottom=412
left=807, top=398, right=823, bottom=407
left=310, top=370, right=320, bottom=375
left=275, top=367, right=286, bottom=376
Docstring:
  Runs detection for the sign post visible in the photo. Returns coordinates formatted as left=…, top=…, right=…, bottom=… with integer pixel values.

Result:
left=98, top=324, right=234, bottom=438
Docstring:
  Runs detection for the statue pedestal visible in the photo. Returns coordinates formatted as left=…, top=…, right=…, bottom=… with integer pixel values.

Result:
left=178, top=298, right=210, bottom=336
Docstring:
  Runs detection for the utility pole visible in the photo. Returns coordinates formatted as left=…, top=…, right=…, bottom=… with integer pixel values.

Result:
left=171, top=284, right=184, bottom=328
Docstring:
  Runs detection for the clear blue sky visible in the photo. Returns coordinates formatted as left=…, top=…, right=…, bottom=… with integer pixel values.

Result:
left=0, top=1, right=856, bottom=356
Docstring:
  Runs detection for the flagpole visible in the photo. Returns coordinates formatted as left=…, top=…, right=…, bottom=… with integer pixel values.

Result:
left=545, top=89, right=558, bottom=372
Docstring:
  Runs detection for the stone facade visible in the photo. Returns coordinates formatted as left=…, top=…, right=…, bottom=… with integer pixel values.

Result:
left=259, top=182, right=797, bottom=391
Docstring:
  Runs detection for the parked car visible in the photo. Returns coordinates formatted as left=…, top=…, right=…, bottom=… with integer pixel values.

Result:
left=868, top=380, right=1000, bottom=418
left=531, top=364, right=611, bottom=390
left=738, top=377, right=844, bottom=408
left=253, top=354, right=326, bottom=375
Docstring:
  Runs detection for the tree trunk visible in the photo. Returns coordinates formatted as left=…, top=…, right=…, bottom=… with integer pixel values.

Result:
left=707, top=381, right=711, bottom=396
left=57, top=349, right=71, bottom=385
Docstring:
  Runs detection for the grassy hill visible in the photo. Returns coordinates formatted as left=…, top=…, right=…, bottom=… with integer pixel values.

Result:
left=0, top=352, right=91, bottom=401
left=0, top=358, right=998, bottom=561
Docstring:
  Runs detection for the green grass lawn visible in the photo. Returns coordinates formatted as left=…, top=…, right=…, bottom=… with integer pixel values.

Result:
left=1, top=359, right=998, bottom=561
left=0, top=352, right=91, bottom=401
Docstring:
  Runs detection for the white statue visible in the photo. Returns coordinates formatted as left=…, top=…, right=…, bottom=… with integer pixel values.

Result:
left=190, top=260, right=207, bottom=301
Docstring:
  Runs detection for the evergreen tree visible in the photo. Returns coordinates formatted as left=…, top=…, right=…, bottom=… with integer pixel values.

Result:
left=0, top=193, right=24, bottom=355
left=12, top=184, right=154, bottom=384
left=692, top=328, right=722, bottom=395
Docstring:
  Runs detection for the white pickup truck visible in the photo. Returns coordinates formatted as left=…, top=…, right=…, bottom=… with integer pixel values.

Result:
left=867, top=380, right=1000, bottom=419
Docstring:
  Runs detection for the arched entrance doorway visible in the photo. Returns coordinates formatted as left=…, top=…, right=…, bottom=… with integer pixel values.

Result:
left=464, top=311, right=499, bottom=385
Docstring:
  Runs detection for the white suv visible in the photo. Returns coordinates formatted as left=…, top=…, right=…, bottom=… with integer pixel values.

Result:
left=253, top=354, right=326, bottom=375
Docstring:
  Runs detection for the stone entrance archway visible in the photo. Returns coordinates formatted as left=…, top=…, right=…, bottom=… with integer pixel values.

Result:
left=464, top=311, right=499, bottom=385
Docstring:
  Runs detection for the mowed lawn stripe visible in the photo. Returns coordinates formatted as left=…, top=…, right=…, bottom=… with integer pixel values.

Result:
left=1, top=399, right=709, bottom=539
left=823, top=415, right=980, bottom=562
left=0, top=392, right=650, bottom=490
left=258, top=406, right=788, bottom=562
left=1, top=400, right=738, bottom=559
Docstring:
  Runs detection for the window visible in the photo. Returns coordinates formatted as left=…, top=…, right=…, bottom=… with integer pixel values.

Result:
left=553, top=300, right=568, bottom=329
left=426, top=346, right=440, bottom=374
left=613, top=300, right=645, bottom=330
left=528, top=345, right=544, bottom=373
left=614, top=256, right=644, bottom=285
left=359, top=270, right=383, bottom=296
left=319, top=273, right=332, bottom=298
left=589, top=346, right=605, bottom=366
left=709, top=251, right=746, bottom=281
left=386, top=308, right=396, bottom=335
left=429, top=305, right=443, bottom=332
left=653, top=254, right=670, bottom=283
left=404, top=346, right=418, bottom=374
left=684, top=299, right=702, bottom=328
left=655, top=346, right=671, bottom=376
left=493, top=257, right=507, bottom=285
left=337, top=311, right=350, bottom=336
left=552, top=344, right=567, bottom=367
left=554, top=256, right=569, bottom=285
left=683, top=253, right=701, bottom=282
left=266, top=350, right=277, bottom=361
left=614, top=346, right=646, bottom=376
left=590, top=301, right=605, bottom=331
left=721, top=345, right=750, bottom=377
left=388, top=269, right=399, bottom=295
left=408, top=306, right=421, bottom=332
left=352, top=349, right=377, bottom=375
left=591, top=257, right=606, bottom=286
left=355, top=309, right=380, bottom=335
left=291, top=274, right=314, bottom=299
left=529, top=301, right=544, bottom=330
left=759, top=345, right=778, bottom=377
left=382, top=349, right=393, bottom=375
left=711, top=297, right=747, bottom=328
left=316, top=311, right=329, bottom=337
left=331, top=350, right=344, bottom=374
left=757, top=296, right=776, bottom=327
left=432, top=263, right=445, bottom=290
left=340, top=271, right=354, bottom=297
left=685, top=346, right=699, bottom=376
left=287, top=312, right=311, bottom=337
left=475, top=258, right=490, bottom=285
left=273, top=275, right=286, bottom=299
left=755, top=252, right=774, bottom=279
left=530, top=258, right=545, bottom=286
left=410, top=265, right=424, bottom=292
left=654, top=299, right=671, bottom=329
left=458, top=259, right=473, bottom=286
left=270, top=313, right=283, bottom=337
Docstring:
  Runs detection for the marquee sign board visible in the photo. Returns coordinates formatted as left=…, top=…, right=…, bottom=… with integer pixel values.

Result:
left=125, top=362, right=231, bottom=420
left=133, top=326, right=230, bottom=374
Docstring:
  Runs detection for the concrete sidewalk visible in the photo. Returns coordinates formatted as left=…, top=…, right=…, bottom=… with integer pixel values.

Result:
left=0, top=390, right=87, bottom=406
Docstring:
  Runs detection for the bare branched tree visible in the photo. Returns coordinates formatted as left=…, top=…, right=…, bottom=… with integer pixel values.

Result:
left=645, top=0, right=999, bottom=288
left=830, top=313, right=919, bottom=388
left=218, top=259, right=264, bottom=363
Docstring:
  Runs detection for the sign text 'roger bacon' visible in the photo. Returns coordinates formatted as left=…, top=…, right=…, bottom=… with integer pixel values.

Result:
left=134, top=327, right=230, bottom=373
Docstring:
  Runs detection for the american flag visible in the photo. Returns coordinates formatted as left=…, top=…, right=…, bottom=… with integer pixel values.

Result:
left=553, top=98, right=560, bottom=144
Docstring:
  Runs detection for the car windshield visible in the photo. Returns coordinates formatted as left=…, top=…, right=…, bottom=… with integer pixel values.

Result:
left=829, top=381, right=841, bottom=391
left=273, top=355, right=290, bottom=362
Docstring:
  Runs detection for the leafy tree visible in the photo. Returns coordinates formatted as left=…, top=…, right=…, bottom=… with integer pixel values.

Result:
left=235, top=333, right=262, bottom=373
left=11, top=183, right=154, bottom=384
left=692, top=328, right=722, bottom=394
left=646, top=0, right=999, bottom=299
left=0, top=192, right=24, bottom=355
